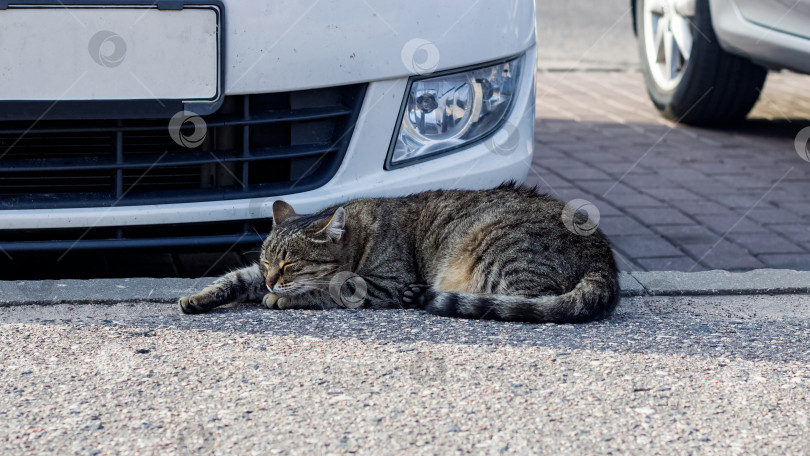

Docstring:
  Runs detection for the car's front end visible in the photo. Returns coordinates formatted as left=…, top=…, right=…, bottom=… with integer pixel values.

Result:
left=0, top=0, right=537, bottom=252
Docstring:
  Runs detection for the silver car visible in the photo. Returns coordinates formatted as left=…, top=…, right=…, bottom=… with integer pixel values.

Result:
left=632, top=0, right=810, bottom=123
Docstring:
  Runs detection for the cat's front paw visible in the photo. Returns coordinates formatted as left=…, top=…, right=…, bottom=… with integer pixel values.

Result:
left=178, top=295, right=205, bottom=314
left=261, top=293, right=280, bottom=309
left=261, top=293, right=296, bottom=310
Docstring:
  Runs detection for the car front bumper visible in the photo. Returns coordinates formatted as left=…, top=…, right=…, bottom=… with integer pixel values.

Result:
left=0, top=0, right=537, bottom=249
left=711, top=0, right=810, bottom=74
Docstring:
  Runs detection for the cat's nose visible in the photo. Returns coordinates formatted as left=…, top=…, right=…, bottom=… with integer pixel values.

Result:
left=266, top=280, right=276, bottom=289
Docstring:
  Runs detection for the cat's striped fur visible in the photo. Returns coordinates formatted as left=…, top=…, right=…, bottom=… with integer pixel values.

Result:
left=179, top=183, right=620, bottom=323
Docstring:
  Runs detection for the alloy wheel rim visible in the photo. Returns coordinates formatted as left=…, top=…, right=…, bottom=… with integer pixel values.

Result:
left=643, top=0, right=696, bottom=91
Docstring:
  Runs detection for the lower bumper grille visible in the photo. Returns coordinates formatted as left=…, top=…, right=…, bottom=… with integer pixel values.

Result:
left=0, top=219, right=274, bottom=253
left=0, top=84, right=366, bottom=209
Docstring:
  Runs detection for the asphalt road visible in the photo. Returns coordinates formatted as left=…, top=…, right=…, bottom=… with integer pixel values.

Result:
left=537, top=0, right=638, bottom=70
left=1, top=295, right=809, bottom=455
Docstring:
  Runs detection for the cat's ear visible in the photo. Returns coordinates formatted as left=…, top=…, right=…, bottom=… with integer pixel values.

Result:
left=316, top=207, right=346, bottom=243
left=272, top=200, right=297, bottom=225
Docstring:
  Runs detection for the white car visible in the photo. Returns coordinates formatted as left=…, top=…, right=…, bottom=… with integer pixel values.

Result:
left=633, top=0, right=810, bottom=123
left=0, top=1, right=537, bottom=252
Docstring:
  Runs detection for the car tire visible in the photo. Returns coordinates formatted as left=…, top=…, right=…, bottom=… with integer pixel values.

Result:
left=636, top=0, right=767, bottom=125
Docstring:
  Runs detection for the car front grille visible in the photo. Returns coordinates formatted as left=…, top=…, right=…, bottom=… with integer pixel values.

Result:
left=0, top=219, right=275, bottom=253
left=0, top=84, right=366, bottom=209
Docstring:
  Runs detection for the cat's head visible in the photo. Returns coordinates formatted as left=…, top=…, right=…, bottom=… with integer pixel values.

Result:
left=259, top=200, right=347, bottom=295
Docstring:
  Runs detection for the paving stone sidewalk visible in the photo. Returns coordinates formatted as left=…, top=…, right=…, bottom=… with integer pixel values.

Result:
left=525, top=70, right=810, bottom=272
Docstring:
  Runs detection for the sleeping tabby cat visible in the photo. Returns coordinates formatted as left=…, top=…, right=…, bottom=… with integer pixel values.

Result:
left=178, top=183, right=620, bottom=323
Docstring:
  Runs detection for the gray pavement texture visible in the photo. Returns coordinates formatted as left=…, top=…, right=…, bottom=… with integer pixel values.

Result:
left=1, top=295, right=809, bottom=455
left=525, top=71, right=810, bottom=273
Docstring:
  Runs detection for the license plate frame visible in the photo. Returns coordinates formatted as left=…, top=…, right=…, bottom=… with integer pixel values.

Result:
left=0, top=0, right=224, bottom=120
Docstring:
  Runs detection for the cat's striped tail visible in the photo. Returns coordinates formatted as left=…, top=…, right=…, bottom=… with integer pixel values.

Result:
left=422, top=270, right=620, bottom=323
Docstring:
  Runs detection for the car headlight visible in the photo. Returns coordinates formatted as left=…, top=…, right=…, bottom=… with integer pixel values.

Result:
left=387, top=55, right=523, bottom=168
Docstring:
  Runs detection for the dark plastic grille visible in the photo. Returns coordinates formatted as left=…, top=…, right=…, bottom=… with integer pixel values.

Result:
left=0, top=84, right=366, bottom=209
left=0, top=219, right=275, bottom=253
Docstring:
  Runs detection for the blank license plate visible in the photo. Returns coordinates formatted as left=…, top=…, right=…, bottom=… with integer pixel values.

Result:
left=0, top=6, right=220, bottom=102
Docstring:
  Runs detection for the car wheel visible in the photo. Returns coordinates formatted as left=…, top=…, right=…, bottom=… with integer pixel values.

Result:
left=636, top=0, right=767, bottom=124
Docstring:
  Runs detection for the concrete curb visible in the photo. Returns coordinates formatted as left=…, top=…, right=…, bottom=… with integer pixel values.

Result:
left=1, top=269, right=808, bottom=307
left=2, top=277, right=206, bottom=307
left=626, top=269, right=810, bottom=296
